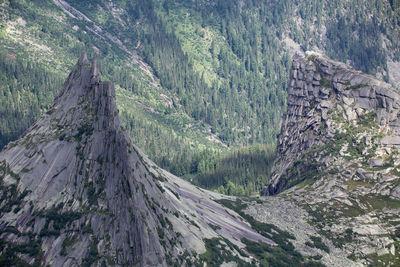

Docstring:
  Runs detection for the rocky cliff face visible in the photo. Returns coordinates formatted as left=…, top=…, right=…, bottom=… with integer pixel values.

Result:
left=263, top=51, right=400, bottom=196
left=0, top=53, right=271, bottom=266
left=257, top=52, right=400, bottom=265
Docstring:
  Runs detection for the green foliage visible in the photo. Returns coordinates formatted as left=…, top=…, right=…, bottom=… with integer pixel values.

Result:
left=320, top=76, right=331, bottom=88
left=0, top=238, right=42, bottom=267
left=329, top=110, right=378, bottom=162
left=167, top=187, right=180, bottom=200
left=216, top=199, right=296, bottom=244
left=216, top=198, right=324, bottom=267
left=156, top=227, right=164, bottom=240
left=156, top=0, right=288, bottom=146
left=74, top=124, right=94, bottom=142
left=242, top=238, right=325, bottom=267
left=0, top=162, right=45, bottom=265
left=305, top=236, right=330, bottom=253
left=0, top=49, right=62, bottom=148
left=86, top=181, right=98, bottom=206
left=345, top=84, right=370, bottom=90
left=390, top=0, right=400, bottom=10
left=1, top=0, right=400, bottom=198
left=0, top=161, right=30, bottom=214
left=0, top=24, right=6, bottom=38
left=279, top=159, right=322, bottom=191
left=366, top=240, right=400, bottom=267
left=326, top=12, right=388, bottom=76
left=329, top=228, right=357, bottom=249
left=362, top=195, right=400, bottom=210
left=61, top=236, right=77, bottom=256
left=0, top=224, right=43, bottom=266
left=36, top=204, right=83, bottom=237
left=156, top=183, right=165, bottom=193
left=197, top=238, right=251, bottom=267
left=82, top=237, right=101, bottom=267
left=122, top=105, right=276, bottom=196
left=189, top=144, right=276, bottom=196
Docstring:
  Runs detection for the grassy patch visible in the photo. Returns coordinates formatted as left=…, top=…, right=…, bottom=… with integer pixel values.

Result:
left=363, top=195, right=400, bottom=210
left=216, top=198, right=295, bottom=242
left=343, top=180, right=373, bottom=191
left=366, top=241, right=400, bottom=267
left=320, top=76, right=331, bottom=88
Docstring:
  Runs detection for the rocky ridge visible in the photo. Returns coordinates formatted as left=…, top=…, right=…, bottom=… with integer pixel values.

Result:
left=258, top=52, right=400, bottom=265
left=264, top=51, right=400, bottom=196
left=0, top=53, right=273, bottom=266
left=3, top=51, right=400, bottom=266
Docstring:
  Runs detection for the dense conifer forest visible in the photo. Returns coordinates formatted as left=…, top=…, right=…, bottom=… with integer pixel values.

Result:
left=0, top=50, right=62, bottom=148
left=1, top=0, right=400, bottom=195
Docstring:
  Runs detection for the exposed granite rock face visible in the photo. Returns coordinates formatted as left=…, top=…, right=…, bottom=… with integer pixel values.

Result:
left=263, top=52, right=400, bottom=196
left=258, top=52, right=400, bottom=265
left=0, top=53, right=271, bottom=266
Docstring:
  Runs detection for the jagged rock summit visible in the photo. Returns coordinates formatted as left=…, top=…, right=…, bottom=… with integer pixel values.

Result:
left=0, top=53, right=271, bottom=266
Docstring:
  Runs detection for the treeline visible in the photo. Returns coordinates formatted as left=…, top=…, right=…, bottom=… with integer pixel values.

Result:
left=323, top=0, right=395, bottom=76
left=0, top=50, right=62, bottom=148
left=283, top=0, right=399, bottom=77
left=121, top=109, right=276, bottom=196
left=120, top=109, right=198, bottom=177
left=117, top=0, right=289, bottom=146
left=138, top=0, right=400, bottom=194
left=3, top=0, right=400, bottom=196
left=190, top=144, right=276, bottom=196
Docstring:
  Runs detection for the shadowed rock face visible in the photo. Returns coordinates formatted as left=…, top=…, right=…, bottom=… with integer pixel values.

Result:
left=262, top=52, right=400, bottom=196
left=0, top=53, right=271, bottom=266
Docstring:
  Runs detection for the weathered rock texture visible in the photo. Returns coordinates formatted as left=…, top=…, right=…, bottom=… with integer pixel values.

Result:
left=0, top=53, right=271, bottom=266
left=259, top=52, right=400, bottom=265
left=263, top=51, right=400, bottom=196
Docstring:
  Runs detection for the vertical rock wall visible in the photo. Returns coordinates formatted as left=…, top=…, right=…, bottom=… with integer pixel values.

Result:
left=263, top=52, right=400, bottom=196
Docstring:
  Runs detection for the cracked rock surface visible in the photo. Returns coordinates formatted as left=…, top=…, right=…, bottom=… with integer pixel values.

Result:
left=257, top=52, right=400, bottom=265
left=0, top=53, right=271, bottom=266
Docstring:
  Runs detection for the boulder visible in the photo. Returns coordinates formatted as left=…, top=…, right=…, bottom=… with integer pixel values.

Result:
left=381, top=136, right=400, bottom=145
left=370, top=159, right=384, bottom=167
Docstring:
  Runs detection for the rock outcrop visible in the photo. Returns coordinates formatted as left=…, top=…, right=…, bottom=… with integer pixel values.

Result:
left=0, top=53, right=271, bottom=266
left=263, top=51, right=400, bottom=196
left=258, top=52, right=400, bottom=265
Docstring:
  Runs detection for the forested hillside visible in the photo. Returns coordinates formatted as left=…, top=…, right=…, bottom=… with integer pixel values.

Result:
left=1, top=0, right=400, bottom=195
left=0, top=50, right=62, bottom=148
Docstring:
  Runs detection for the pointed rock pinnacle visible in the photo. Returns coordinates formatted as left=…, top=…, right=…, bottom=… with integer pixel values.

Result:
left=90, top=53, right=100, bottom=85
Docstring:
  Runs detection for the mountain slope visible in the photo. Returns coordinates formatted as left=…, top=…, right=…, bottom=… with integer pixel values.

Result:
left=263, top=51, right=400, bottom=196
left=0, top=53, right=275, bottom=266
left=0, top=0, right=230, bottom=182
left=259, top=52, right=400, bottom=265
left=3, top=0, right=400, bottom=197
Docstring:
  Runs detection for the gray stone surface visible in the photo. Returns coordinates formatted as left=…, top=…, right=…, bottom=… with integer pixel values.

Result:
left=381, top=136, right=400, bottom=145
left=259, top=52, right=400, bottom=265
left=0, top=53, right=270, bottom=266
left=246, top=197, right=361, bottom=267
left=391, top=185, right=400, bottom=199
left=262, top=51, right=400, bottom=196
